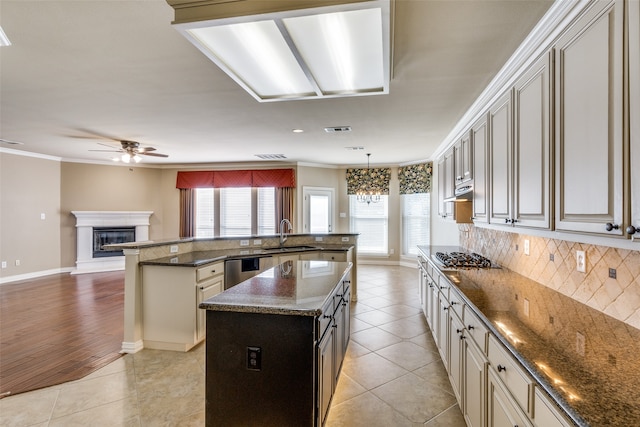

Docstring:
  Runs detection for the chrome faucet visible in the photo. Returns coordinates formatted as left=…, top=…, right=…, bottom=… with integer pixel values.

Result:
left=279, top=218, right=292, bottom=246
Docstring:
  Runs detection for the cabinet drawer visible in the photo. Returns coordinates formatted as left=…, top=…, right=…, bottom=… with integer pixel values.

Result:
left=448, top=289, right=464, bottom=319
left=196, top=262, right=224, bottom=282
left=488, top=334, right=533, bottom=414
left=463, top=306, right=488, bottom=353
left=319, top=251, right=347, bottom=261
left=317, top=299, right=334, bottom=340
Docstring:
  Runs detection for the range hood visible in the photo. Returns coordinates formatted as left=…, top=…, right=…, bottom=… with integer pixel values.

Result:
left=444, top=182, right=473, bottom=202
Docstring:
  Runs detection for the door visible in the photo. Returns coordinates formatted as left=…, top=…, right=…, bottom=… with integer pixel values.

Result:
left=303, top=187, right=333, bottom=233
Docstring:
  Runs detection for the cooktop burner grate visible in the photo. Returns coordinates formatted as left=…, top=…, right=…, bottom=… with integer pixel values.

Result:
left=434, top=251, right=493, bottom=269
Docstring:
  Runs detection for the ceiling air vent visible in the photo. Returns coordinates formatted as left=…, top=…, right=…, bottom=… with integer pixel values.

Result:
left=255, top=154, right=287, bottom=160
left=324, top=126, right=352, bottom=133
left=345, top=146, right=364, bottom=151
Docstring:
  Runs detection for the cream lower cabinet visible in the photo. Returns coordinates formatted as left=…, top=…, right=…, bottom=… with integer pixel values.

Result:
left=488, top=368, right=533, bottom=427
left=142, top=261, right=223, bottom=351
left=532, top=387, right=572, bottom=427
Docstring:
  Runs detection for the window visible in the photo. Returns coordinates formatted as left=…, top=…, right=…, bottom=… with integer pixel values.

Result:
left=349, top=195, right=388, bottom=254
left=195, top=187, right=276, bottom=237
left=402, top=193, right=430, bottom=255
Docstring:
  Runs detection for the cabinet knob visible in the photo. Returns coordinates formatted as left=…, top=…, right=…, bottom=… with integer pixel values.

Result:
left=497, top=365, right=506, bottom=372
left=443, top=307, right=449, bottom=311
left=323, top=314, right=332, bottom=319
left=467, top=325, right=475, bottom=330
left=626, top=225, right=638, bottom=235
left=211, top=269, right=216, bottom=273
left=440, top=286, right=446, bottom=290
left=605, top=223, right=619, bottom=231
left=451, top=301, right=458, bottom=305
left=456, top=328, right=463, bottom=334
left=505, top=218, right=510, bottom=224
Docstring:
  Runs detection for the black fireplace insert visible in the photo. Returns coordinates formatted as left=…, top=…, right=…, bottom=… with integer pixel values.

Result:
left=93, top=227, right=135, bottom=258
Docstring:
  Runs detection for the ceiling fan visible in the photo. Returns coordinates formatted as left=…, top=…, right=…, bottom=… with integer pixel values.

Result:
left=90, top=139, right=168, bottom=163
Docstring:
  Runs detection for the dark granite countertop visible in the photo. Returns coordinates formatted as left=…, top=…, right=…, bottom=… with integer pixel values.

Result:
left=199, top=260, right=352, bottom=316
left=418, top=245, right=640, bottom=427
left=139, top=244, right=354, bottom=267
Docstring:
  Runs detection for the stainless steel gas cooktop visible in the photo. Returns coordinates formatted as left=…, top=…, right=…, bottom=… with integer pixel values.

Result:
left=434, top=251, right=494, bottom=269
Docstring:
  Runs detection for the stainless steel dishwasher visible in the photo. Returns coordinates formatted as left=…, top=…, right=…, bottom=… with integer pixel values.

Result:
left=224, top=256, right=274, bottom=289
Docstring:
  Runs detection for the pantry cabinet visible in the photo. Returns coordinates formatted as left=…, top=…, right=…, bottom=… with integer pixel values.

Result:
left=554, top=0, right=624, bottom=235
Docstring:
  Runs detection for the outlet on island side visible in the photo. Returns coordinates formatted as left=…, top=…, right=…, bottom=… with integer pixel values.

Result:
left=576, top=332, right=585, bottom=356
left=576, top=250, right=586, bottom=273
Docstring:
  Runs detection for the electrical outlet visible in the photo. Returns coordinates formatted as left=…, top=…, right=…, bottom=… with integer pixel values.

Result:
left=341, top=236, right=349, bottom=242
left=524, top=239, right=530, bottom=256
left=240, top=240, right=250, bottom=246
left=1, top=261, right=6, bottom=269
left=524, top=298, right=530, bottom=317
left=15, top=260, right=20, bottom=266
left=40, top=213, right=46, bottom=220
left=576, top=250, right=586, bottom=273
left=576, top=332, right=585, bottom=356
left=339, top=212, right=346, bottom=218
left=315, top=236, right=323, bottom=242
left=247, top=346, right=262, bottom=371
left=549, top=253, right=554, bottom=262
left=253, top=239, right=262, bottom=245
left=170, top=245, right=178, bottom=253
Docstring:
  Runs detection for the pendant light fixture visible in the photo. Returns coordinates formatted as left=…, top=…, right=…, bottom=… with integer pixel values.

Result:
left=356, top=153, right=381, bottom=205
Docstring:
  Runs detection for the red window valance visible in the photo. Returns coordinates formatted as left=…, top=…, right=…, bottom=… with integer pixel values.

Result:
left=176, top=169, right=295, bottom=189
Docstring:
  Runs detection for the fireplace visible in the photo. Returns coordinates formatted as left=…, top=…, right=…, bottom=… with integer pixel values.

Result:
left=72, top=211, right=152, bottom=274
left=93, top=227, right=136, bottom=258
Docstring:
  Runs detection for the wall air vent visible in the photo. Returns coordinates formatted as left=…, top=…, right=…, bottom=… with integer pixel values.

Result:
left=255, top=154, right=287, bottom=160
left=324, top=126, right=352, bottom=133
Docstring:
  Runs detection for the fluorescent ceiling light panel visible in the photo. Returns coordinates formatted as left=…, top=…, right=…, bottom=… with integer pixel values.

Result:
left=173, top=0, right=390, bottom=102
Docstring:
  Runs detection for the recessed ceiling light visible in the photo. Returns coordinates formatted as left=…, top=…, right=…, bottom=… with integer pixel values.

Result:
left=325, top=126, right=352, bottom=133
left=255, top=154, right=287, bottom=160
left=292, top=129, right=304, bottom=133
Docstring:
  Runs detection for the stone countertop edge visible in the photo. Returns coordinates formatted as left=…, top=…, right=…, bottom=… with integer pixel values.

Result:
left=138, top=244, right=355, bottom=267
left=417, top=246, right=588, bottom=427
left=199, top=263, right=352, bottom=317
left=106, top=234, right=359, bottom=250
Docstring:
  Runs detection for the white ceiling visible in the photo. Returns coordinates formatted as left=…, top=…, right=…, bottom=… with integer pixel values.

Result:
left=0, top=0, right=553, bottom=167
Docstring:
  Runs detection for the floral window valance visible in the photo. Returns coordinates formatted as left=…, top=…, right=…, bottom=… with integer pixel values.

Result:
left=398, top=162, right=433, bottom=194
left=346, top=167, right=391, bottom=195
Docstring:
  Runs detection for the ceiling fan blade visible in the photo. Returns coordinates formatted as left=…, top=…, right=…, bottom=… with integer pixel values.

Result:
left=138, top=146, right=156, bottom=153
left=72, top=128, right=122, bottom=142
left=89, top=149, right=123, bottom=153
left=140, top=152, right=168, bottom=158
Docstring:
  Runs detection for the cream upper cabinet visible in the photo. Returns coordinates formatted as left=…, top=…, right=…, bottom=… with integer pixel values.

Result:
left=629, top=0, right=640, bottom=240
left=472, top=114, right=489, bottom=223
left=554, top=0, right=624, bottom=235
left=489, top=91, right=513, bottom=225
left=455, top=131, right=473, bottom=186
left=437, top=151, right=455, bottom=219
left=512, top=51, right=552, bottom=229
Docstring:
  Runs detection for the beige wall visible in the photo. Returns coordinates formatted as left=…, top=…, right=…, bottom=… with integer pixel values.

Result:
left=0, top=152, right=61, bottom=277
left=60, top=162, right=166, bottom=268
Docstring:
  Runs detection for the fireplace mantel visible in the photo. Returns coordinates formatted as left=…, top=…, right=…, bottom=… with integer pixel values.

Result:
left=72, top=211, right=153, bottom=274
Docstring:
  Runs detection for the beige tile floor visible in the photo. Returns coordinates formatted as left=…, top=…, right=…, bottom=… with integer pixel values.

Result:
left=0, top=265, right=465, bottom=427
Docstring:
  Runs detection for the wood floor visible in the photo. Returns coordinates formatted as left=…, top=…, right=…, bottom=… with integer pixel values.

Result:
left=0, top=271, right=124, bottom=397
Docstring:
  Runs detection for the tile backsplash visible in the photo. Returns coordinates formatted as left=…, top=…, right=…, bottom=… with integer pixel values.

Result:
left=460, top=226, right=640, bottom=330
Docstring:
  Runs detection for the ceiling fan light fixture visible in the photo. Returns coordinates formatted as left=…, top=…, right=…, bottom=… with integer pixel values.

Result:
left=169, top=0, right=390, bottom=102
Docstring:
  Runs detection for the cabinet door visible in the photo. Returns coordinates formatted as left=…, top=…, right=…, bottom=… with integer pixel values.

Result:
left=437, top=294, right=450, bottom=370
left=555, top=0, right=624, bottom=235
left=464, top=339, right=487, bottom=427
left=630, top=0, right=640, bottom=239
left=513, top=51, right=552, bottom=229
left=455, top=132, right=473, bottom=186
left=437, top=157, right=447, bottom=217
left=533, top=388, right=571, bottom=427
left=449, top=312, right=464, bottom=403
left=489, top=92, right=513, bottom=225
left=472, top=114, right=489, bottom=223
left=196, top=278, right=223, bottom=342
left=317, top=326, right=335, bottom=426
left=488, top=369, right=532, bottom=427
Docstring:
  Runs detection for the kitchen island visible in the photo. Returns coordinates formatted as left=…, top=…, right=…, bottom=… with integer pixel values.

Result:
left=199, top=259, right=352, bottom=427
left=418, top=246, right=640, bottom=427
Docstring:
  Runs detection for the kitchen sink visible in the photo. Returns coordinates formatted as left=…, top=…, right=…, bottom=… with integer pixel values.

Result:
left=276, top=245, right=318, bottom=252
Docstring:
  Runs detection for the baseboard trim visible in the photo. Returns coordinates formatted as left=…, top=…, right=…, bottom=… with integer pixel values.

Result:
left=0, top=267, right=74, bottom=285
